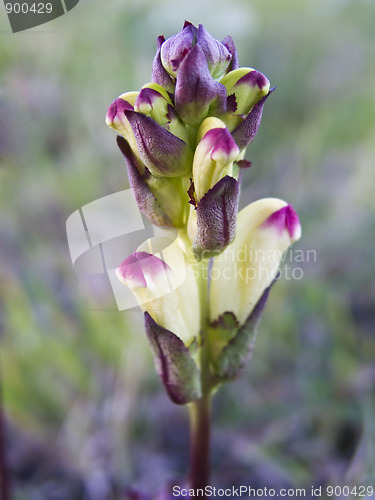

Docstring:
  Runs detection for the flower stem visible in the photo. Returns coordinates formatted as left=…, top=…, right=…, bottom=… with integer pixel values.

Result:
left=189, top=391, right=211, bottom=490
left=177, top=231, right=213, bottom=490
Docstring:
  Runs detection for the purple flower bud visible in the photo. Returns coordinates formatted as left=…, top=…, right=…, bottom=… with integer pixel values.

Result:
left=160, top=22, right=197, bottom=78
left=175, top=45, right=227, bottom=126
left=106, top=95, right=134, bottom=123
left=144, top=312, right=201, bottom=404
left=193, top=175, right=239, bottom=259
left=117, top=136, right=190, bottom=228
left=116, top=136, right=173, bottom=227
left=231, top=88, right=275, bottom=151
left=152, top=35, right=175, bottom=93
left=125, top=110, right=193, bottom=177
left=196, top=24, right=232, bottom=79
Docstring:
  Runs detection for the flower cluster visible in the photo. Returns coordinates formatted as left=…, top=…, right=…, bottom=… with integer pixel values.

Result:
left=107, top=21, right=273, bottom=258
left=106, top=22, right=301, bottom=404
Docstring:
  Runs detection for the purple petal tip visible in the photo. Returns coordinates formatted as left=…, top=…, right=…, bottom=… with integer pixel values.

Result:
left=107, top=97, right=134, bottom=123
left=237, top=70, right=269, bottom=90
left=156, top=35, right=165, bottom=48
left=263, top=205, right=301, bottom=241
left=135, top=88, right=161, bottom=108
left=183, top=20, right=194, bottom=29
left=285, top=204, right=301, bottom=241
left=204, top=128, right=238, bottom=159
left=117, top=251, right=171, bottom=288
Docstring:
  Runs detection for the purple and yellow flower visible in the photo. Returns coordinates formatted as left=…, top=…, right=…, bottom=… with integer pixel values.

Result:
left=116, top=238, right=200, bottom=347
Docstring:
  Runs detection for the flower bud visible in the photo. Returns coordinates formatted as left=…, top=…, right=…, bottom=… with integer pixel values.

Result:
left=220, top=68, right=270, bottom=115
left=175, top=44, right=227, bottom=126
left=135, top=84, right=190, bottom=144
left=209, top=198, right=301, bottom=325
left=116, top=136, right=173, bottom=227
left=160, top=22, right=233, bottom=82
left=106, top=92, right=138, bottom=128
left=106, top=92, right=141, bottom=166
left=125, top=110, right=193, bottom=177
left=134, top=83, right=172, bottom=125
left=193, top=117, right=240, bottom=202
left=193, top=176, right=239, bottom=260
left=196, top=24, right=232, bottom=79
left=144, top=313, right=201, bottom=404
left=117, top=136, right=190, bottom=228
left=152, top=35, right=175, bottom=93
left=160, top=21, right=197, bottom=78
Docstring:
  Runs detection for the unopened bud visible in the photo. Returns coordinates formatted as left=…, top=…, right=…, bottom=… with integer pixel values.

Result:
left=193, top=117, right=240, bottom=202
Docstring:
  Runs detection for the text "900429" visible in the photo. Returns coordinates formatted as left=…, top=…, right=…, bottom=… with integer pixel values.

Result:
left=5, top=2, right=53, bottom=14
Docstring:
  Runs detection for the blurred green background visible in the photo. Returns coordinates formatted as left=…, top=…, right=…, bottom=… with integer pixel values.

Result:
left=1, top=0, right=375, bottom=498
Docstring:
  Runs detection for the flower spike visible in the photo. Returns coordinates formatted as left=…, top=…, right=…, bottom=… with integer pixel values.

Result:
left=106, top=24, right=302, bottom=415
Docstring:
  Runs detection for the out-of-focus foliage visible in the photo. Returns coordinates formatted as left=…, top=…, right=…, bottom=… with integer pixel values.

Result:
left=1, top=0, right=375, bottom=498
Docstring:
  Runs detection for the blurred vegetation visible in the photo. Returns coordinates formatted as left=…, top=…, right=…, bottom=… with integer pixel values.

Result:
left=1, top=0, right=375, bottom=498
